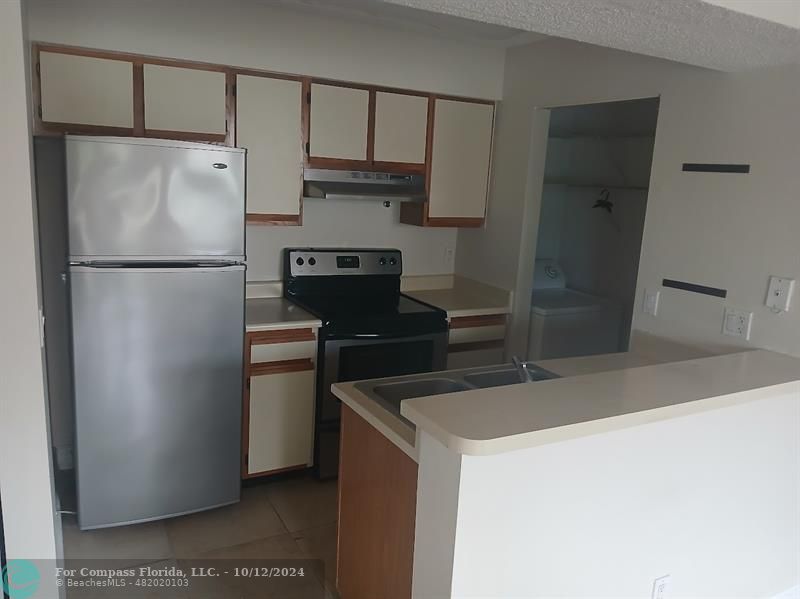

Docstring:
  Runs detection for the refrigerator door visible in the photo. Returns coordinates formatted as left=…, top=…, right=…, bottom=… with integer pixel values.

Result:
left=70, top=264, right=244, bottom=529
left=66, top=136, right=245, bottom=261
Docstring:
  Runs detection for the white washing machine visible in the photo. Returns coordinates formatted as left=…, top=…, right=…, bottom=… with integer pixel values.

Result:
left=528, top=260, right=622, bottom=360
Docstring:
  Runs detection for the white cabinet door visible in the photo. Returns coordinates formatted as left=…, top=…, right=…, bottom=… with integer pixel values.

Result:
left=144, top=64, right=227, bottom=134
left=248, top=370, right=315, bottom=475
left=237, top=75, right=303, bottom=217
left=373, top=92, right=428, bottom=165
left=39, top=51, right=133, bottom=128
left=309, top=83, right=369, bottom=160
left=428, top=99, right=494, bottom=219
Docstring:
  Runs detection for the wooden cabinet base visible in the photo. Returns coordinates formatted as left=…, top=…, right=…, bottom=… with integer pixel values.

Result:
left=399, top=201, right=484, bottom=228
left=337, top=405, right=417, bottom=599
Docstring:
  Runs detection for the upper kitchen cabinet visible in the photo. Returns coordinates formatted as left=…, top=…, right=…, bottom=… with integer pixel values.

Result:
left=236, top=74, right=304, bottom=225
left=307, top=83, right=370, bottom=163
left=401, top=98, right=495, bottom=227
left=373, top=91, right=429, bottom=170
left=143, top=64, right=228, bottom=141
left=36, top=48, right=134, bottom=133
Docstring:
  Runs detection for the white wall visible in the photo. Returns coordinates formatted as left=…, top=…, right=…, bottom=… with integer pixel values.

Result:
left=413, top=389, right=800, bottom=597
left=452, top=390, right=799, bottom=597
left=27, top=0, right=505, bottom=281
left=247, top=199, right=457, bottom=281
left=456, top=38, right=800, bottom=358
left=0, top=0, right=62, bottom=571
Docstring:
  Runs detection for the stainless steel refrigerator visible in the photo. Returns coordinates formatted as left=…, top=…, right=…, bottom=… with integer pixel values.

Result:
left=63, top=136, right=246, bottom=530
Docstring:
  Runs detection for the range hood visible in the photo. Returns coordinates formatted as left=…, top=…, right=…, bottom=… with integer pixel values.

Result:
left=303, top=168, right=426, bottom=202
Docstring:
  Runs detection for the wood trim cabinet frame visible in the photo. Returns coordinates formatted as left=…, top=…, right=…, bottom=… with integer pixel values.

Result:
left=32, top=43, right=235, bottom=145
left=242, top=328, right=317, bottom=479
left=302, top=78, right=431, bottom=176
left=31, top=42, right=496, bottom=228
left=448, top=314, right=507, bottom=353
left=337, top=404, right=417, bottom=599
left=399, top=94, right=496, bottom=228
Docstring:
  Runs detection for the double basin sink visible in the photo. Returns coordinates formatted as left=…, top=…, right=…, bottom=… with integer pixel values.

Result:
left=354, top=362, right=560, bottom=428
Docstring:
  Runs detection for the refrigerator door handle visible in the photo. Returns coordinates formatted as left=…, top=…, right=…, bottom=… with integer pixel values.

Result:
left=70, top=263, right=246, bottom=273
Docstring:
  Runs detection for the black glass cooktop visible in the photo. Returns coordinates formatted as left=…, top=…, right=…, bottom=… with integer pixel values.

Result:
left=288, top=292, right=447, bottom=336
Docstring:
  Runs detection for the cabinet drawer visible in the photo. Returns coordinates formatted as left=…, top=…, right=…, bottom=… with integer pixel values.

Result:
left=247, top=328, right=317, bottom=365
left=250, top=340, right=316, bottom=364
left=448, top=325, right=506, bottom=345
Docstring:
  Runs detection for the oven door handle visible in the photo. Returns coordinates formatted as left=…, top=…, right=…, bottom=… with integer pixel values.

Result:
left=327, top=331, right=444, bottom=341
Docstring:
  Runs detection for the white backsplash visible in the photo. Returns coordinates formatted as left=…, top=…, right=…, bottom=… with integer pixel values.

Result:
left=245, top=197, right=458, bottom=281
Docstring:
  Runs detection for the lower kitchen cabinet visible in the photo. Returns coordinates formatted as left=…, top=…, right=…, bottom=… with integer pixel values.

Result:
left=243, top=327, right=318, bottom=478
left=246, top=369, right=315, bottom=476
left=446, top=314, right=507, bottom=369
left=337, top=405, right=417, bottom=599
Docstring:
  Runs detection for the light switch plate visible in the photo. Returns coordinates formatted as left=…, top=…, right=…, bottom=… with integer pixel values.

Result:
left=765, top=276, right=794, bottom=312
left=643, top=289, right=660, bottom=316
left=722, top=307, right=752, bottom=340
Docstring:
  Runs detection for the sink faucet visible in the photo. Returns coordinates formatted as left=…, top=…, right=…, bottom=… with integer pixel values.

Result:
left=511, top=355, right=534, bottom=383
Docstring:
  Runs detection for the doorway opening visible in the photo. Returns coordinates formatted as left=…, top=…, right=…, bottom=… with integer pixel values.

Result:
left=527, top=97, right=659, bottom=360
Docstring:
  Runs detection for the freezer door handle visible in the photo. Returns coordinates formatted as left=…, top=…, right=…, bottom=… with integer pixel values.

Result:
left=69, top=263, right=246, bottom=273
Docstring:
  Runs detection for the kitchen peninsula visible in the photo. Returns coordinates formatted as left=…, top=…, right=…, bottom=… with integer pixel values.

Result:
left=332, top=350, right=800, bottom=598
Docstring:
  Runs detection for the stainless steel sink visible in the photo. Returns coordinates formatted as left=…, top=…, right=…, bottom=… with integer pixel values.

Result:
left=463, top=366, right=559, bottom=388
left=353, top=361, right=561, bottom=429
left=373, top=378, right=472, bottom=407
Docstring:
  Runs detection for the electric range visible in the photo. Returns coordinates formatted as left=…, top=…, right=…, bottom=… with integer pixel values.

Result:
left=283, top=248, right=448, bottom=478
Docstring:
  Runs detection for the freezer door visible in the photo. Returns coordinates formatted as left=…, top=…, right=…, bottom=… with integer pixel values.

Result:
left=70, top=265, right=244, bottom=529
left=66, top=137, right=245, bottom=260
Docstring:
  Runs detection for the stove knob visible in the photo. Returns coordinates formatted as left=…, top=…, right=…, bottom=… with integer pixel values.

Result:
left=389, top=257, right=397, bottom=266
left=379, top=257, right=387, bottom=266
left=296, top=257, right=304, bottom=266
left=308, top=257, right=316, bottom=266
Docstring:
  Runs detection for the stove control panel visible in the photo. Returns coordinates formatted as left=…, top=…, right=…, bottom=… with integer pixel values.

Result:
left=285, top=248, right=402, bottom=277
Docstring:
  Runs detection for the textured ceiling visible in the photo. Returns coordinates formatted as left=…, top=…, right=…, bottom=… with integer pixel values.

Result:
left=267, top=0, right=548, bottom=46
left=377, top=0, right=800, bottom=71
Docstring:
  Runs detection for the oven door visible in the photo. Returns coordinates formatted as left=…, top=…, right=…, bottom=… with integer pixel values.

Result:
left=320, top=331, right=448, bottom=424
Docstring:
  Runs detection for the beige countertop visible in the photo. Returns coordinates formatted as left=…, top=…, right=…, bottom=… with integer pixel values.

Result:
left=332, top=350, right=800, bottom=461
left=404, top=277, right=512, bottom=319
left=402, top=350, right=800, bottom=456
left=245, top=298, right=321, bottom=332
left=330, top=349, right=683, bottom=461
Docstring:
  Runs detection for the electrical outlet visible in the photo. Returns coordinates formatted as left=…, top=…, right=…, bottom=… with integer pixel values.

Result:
left=722, top=307, right=753, bottom=340
left=643, top=289, right=660, bottom=316
left=765, top=276, right=795, bottom=312
left=652, top=575, right=671, bottom=599
left=444, top=247, right=455, bottom=266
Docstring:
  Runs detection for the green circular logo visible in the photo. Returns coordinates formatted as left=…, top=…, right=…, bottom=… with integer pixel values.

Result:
left=2, top=559, right=40, bottom=599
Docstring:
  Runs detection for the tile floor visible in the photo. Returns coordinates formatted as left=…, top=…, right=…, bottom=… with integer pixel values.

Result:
left=62, top=475, right=339, bottom=598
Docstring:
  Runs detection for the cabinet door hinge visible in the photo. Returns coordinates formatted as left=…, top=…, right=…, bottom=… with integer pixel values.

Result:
left=37, top=105, right=42, bottom=119
left=36, top=62, right=41, bottom=76
left=306, top=91, right=311, bottom=104
left=305, top=142, right=310, bottom=155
